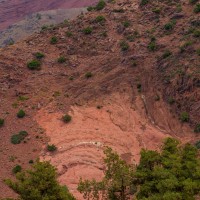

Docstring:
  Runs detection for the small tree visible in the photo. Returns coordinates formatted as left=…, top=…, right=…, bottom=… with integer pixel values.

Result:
left=78, top=147, right=135, bottom=200
left=5, top=161, right=75, bottom=200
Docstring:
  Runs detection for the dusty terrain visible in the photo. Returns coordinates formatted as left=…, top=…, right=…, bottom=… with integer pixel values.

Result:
left=0, top=0, right=200, bottom=199
left=0, top=0, right=97, bottom=31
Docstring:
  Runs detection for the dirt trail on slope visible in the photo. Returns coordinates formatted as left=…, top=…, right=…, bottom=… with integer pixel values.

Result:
left=36, top=92, right=177, bottom=199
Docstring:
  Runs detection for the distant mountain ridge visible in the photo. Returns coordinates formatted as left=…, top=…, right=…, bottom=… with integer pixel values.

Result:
left=0, top=0, right=97, bottom=31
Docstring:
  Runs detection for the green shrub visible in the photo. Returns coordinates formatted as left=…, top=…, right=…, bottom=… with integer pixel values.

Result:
left=197, top=48, right=200, bottom=55
left=194, top=124, right=200, bottom=133
left=190, top=0, right=198, bottom=4
left=168, top=97, right=175, bottom=104
left=11, top=131, right=28, bottom=144
left=193, top=29, right=200, bottom=37
left=123, top=21, right=130, bottom=28
left=50, top=36, right=58, bottom=44
left=29, top=160, right=34, bottom=164
left=27, top=60, right=41, bottom=70
left=85, top=72, right=93, bottom=79
left=87, top=6, right=94, bottom=11
left=95, top=15, right=106, bottom=23
left=194, top=4, right=200, bottom=13
left=34, top=52, right=44, bottom=59
left=0, top=118, right=4, bottom=127
left=140, top=0, right=148, bottom=6
left=120, top=40, right=129, bottom=51
left=137, top=84, right=142, bottom=92
left=66, top=31, right=73, bottom=37
left=164, top=20, right=176, bottom=31
left=83, top=27, right=93, bottom=34
left=62, top=114, right=72, bottom=123
left=148, top=41, right=157, bottom=51
left=195, top=140, right=200, bottom=149
left=57, top=56, right=66, bottom=63
left=152, top=7, right=161, bottom=14
left=47, top=144, right=57, bottom=152
left=162, top=50, right=172, bottom=59
left=12, top=165, right=22, bottom=174
left=180, top=112, right=189, bottom=122
left=17, top=110, right=25, bottom=118
left=95, top=0, right=106, bottom=10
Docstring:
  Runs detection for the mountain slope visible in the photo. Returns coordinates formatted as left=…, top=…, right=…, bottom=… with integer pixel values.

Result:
left=0, top=0, right=199, bottom=198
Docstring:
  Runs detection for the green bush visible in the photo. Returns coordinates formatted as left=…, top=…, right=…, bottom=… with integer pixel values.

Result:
left=190, top=0, right=198, bottom=4
left=95, top=0, right=106, bottom=10
left=87, top=6, right=94, bottom=11
left=17, top=109, right=25, bottom=118
left=0, top=118, right=4, bottom=127
left=140, top=0, right=149, bottom=6
left=85, top=72, right=93, bottom=79
left=95, top=15, right=106, bottom=23
left=47, top=144, right=57, bottom=152
left=194, top=4, right=200, bottom=13
left=11, top=131, right=28, bottom=144
left=123, top=21, right=130, bottom=28
left=57, top=56, right=67, bottom=63
left=120, top=40, right=129, bottom=51
left=50, top=36, right=58, bottom=44
left=27, top=60, right=41, bottom=70
left=12, top=165, right=22, bottom=174
left=194, top=124, right=200, bottom=133
left=148, top=41, right=157, bottom=51
left=195, top=140, right=200, bottom=149
left=162, top=50, right=172, bottom=59
left=62, top=114, right=72, bottom=123
left=180, top=111, right=189, bottom=122
left=66, top=31, right=73, bottom=37
left=34, top=52, right=44, bottom=59
left=83, top=27, right=93, bottom=35
left=164, top=20, right=176, bottom=31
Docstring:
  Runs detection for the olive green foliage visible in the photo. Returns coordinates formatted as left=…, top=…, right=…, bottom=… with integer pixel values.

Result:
left=180, top=111, right=189, bottom=122
left=148, top=37, right=157, bottom=51
left=5, top=161, right=75, bottom=200
left=120, top=40, right=129, bottom=51
left=0, top=118, right=4, bottom=127
left=62, top=114, right=72, bottom=123
left=57, top=56, right=67, bottom=63
left=136, top=138, right=200, bottom=199
left=17, top=109, right=25, bottom=118
left=194, top=4, right=200, bottom=13
left=50, top=36, right=58, bottom=44
left=34, top=52, right=44, bottom=59
left=95, top=15, right=106, bottom=23
left=78, top=147, right=135, bottom=200
left=95, top=0, right=106, bottom=11
left=85, top=72, right=93, bottom=79
left=11, top=131, right=28, bottom=144
left=194, top=124, right=200, bottom=133
left=12, top=165, right=22, bottom=174
left=78, top=138, right=200, bottom=200
left=27, top=60, right=41, bottom=70
left=83, top=27, right=93, bottom=35
left=140, top=0, right=149, bottom=6
left=47, top=144, right=57, bottom=152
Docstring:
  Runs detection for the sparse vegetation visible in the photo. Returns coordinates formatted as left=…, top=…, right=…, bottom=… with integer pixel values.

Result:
left=180, top=111, right=189, bottom=122
left=47, top=144, right=57, bottom=152
left=66, top=31, right=73, bottom=37
left=0, top=118, right=4, bottom=127
left=95, top=0, right=106, bottom=11
left=85, top=72, right=93, bottom=79
left=62, top=114, right=72, bottom=123
left=57, top=56, right=67, bottom=63
left=120, top=40, right=129, bottom=51
left=34, top=52, right=44, bottom=59
left=95, top=15, right=106, bottom=23
left=17, top=109, right=25, bottom=118
left=194, top=124, right=200, bottom=133
left=12, top=165, right=22, bottom=174
left=11, top=131, right=28, bottom=144
left=194, top=3, right=200, bottom=13
left=83, top=27, right=93, bottom=35
left=27, top=60, right=41, bottom=70
left=50, top=36, right=58, bottom=44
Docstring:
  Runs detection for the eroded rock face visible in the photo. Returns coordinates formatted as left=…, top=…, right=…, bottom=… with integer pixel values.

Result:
left=36, top=93, right=172, bottom=198
left=0, top=0, right=97, bottom=31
